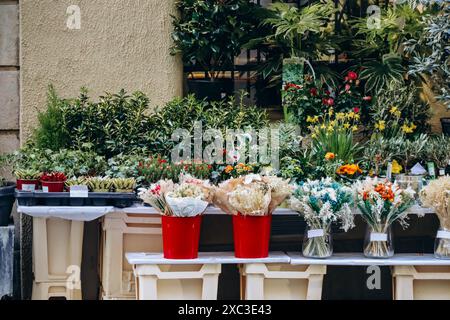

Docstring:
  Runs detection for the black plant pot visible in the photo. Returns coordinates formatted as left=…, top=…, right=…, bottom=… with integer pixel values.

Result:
left=0, top=183, right=16, bottom=226
left=441, top=118, right=450, bottom=136
left=186, top=78, right=234, bottom=101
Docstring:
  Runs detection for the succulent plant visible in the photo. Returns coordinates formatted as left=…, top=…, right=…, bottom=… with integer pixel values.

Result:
left=65, top=176, right=88, bottom=188
left=86, top=176, right=113, bottom=192
left=14, top=169, right=42, bottom=180
left=111, top=177, right=136, bottom=193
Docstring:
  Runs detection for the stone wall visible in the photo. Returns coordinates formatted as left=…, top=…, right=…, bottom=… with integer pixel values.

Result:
left=0, top=0, right=20, bottom=174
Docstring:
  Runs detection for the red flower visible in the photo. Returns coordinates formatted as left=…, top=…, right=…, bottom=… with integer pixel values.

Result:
left=347, top=71, right=358, bottom=80
left=345, top=84, right=351, bottom=92
left=363, top=96, right=372, bottom=101
left=323, top=98, right=334, bottom=106
left=284, top=83, right=303, bottom=91
left=309, top=87, right=318, bottom=96
left=353, top=107, right=360, bottom=113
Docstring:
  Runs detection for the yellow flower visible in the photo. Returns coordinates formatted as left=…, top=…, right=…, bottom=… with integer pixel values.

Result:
left=328, top=108, right=334, bottom=116
left=354, top=113, right=361, bottom=120
left=401, top=123, right=416, bottom=134
left=347, top=111, right=355, bottom=119
left=375, top=120, right=386, bottom=131
left=390, top=106, right=401, bottom=117
left=336, top=112, right=345, bottom=120
left=306, top=115, right=318, bottom=123
left=320, top=124, right=326, bottom=129
left=343, top=123, right=350, bottom=129
left=352, top=125, right=358, bottom=132
left=391, top=160, right=402, bottom=174
left=327, top=125, right=334, bottom=132
left=311, top=133, right=317, bottom=138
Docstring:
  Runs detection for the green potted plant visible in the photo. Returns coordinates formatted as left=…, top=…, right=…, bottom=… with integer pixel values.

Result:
left=425, top=135, right=450, bottom=176
left=14, top=169, right=41, bottom=191
left=40, top=172, right=67, bottom=192
left=111, top=178, right=136, bottom=193
left=171, top=0, right=264, bottom=100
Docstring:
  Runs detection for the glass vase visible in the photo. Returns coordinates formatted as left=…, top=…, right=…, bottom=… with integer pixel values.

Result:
left=364, top=224, right=394, bottom=258
left=302, top=224, right=333, bottom=258
left=434, top=228, right=450, bottom=259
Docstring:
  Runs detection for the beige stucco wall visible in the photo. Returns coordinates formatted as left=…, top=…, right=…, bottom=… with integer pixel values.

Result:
left=20, top=0, right=182, bottom=142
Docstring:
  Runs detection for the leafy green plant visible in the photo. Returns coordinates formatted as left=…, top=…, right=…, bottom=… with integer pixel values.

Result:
left=171, top=0, right=265, bottom=79
left=359, top=54, right=405, bottom=93
left=247, top=1, right=337, bottom=80
left=424, top=135, right=450, bottom=169
left=406, top=0, right=450, bottom=107
left=397, top=133, right=429, bottom=172
left=32, top=85, right=70, bottom=151
left=361, top=135, right=404, bottom=176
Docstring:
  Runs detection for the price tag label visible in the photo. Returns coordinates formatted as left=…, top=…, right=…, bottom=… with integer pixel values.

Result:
left=22, top=184, right=36, bottom=192
left=370, top=232, right=388, bottom=242
left=437, top=230, right=450, bottom=240
left=70, top=185, right=89, bottom=198
left=307, top=229, right=325, bottom=238
left=42, top=186, right=49, bottom=193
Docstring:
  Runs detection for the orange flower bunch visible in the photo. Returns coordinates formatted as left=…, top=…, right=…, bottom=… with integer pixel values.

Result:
left=336, top=164, right=362, bottom=176
left=224, top=163, right=253, bottom=175
left=374, top=183, right=396, bottom=202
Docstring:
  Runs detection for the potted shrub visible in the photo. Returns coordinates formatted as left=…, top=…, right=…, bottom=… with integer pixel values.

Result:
left=212, top=174, right=291, bottom=258
left=139, top=175, right=211, bottom=259
left=425, top=135, right=450, bottom=176
left=171, top=0, right=264, bottom=100
left=14, top=169, right=41, bottom=191
left=290, top=178, right=355, bottom=258
left=40, top=172, right=67, bottom=192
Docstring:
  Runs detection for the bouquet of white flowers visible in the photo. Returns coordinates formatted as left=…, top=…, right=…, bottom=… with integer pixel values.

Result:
left=212, top=174, right=292, bottom=216
left=290, top=178, right=355, bottom=258
left=139, top=174, right=212, bottom=217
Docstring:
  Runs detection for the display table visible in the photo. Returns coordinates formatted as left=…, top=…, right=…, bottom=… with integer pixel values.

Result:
left=120, top=203, right=435, bottom=216
left=126, top=252, right=289, bottom=300
left=17, top=206, right=115, bottom=300
left=289, top=252, right=450, bottom=300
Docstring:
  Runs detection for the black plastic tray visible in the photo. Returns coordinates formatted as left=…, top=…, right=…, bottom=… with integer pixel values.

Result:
left=15, top=190, right=137, bottom=208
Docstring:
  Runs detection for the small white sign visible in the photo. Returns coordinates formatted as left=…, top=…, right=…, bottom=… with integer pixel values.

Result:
left=370, top=232, right=388, bottom=242
left=70, top=185, right=89, bottom=198
left=439, top=169, right=445, bottom=176
left=437, top=230, right=450, bottom=240
left=22, top=184, right=36, bottom=192
left=42, top=186, right=49, bottom=193
left=308, top=229, right=325, bottom=238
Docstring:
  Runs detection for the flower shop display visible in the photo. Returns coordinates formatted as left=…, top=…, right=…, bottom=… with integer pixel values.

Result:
left=40, top=172, right=67, bottom=193
left=212, top=174, right=291, bottom=258
left=14, top=169, right=41, bottom=191
left=290, top=178, right=354, bottom=258
left=353, top=177, right=416, bottom=258
left=139, top=175, right=212, bottom=259
left=420, top=177, right=450, bottom=259
left=425, top=135, right=450, bottom=176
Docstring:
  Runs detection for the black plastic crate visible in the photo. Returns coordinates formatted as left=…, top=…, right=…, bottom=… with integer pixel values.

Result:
left=15, top=190, right=137, bottom=208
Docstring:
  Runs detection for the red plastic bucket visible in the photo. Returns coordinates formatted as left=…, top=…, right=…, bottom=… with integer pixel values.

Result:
left=41, top=181, right=65, bottom=192
left=232, top=214, right=272, bottom=258
left=16, top=179, right=39, bottom=191
left=162, top=215, right=202, bottom=259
